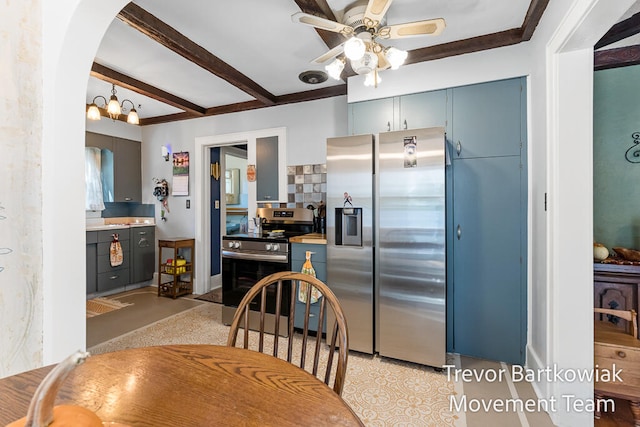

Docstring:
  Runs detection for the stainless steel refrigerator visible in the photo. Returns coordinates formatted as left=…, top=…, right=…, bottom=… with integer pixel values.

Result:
left=326, top=127, right=446, bottom=367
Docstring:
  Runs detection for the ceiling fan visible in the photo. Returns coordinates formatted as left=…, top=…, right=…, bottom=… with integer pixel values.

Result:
left=292, top=0, right=445, bottom=86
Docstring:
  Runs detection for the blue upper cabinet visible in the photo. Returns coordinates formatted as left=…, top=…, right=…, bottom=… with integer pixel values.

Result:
left=451, top=78, right=524, bottom=159
left=349, top=97, right=396, bottom=135
left=348, top=90, right=448, bottom=135
left=397, top=90, right=448, bottom=131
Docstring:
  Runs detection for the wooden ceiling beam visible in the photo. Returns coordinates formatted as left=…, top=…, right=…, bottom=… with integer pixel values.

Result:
left=406, top=29, right=523, bottom=65
left=144, top=85, right=347, bottom=125
left=594, top=45, right=640, bottom=70
left=596, top=12, right=640, bottom=50
left=117, top=3, right=277, bottom=106
left=520, top=0, right=550, bottom=41
left=91, top=62, right=206, bottom=115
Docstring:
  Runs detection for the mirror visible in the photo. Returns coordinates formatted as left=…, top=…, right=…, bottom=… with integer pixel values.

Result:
left=225, top=168, right=240, bottom=205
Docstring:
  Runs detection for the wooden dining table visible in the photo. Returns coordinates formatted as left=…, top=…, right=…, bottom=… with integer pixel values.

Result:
left=0, top=344, right=363, bottom=426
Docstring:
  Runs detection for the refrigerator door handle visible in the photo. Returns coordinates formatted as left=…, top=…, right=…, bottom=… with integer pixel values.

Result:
left=457, top=224, right=462, bottom=240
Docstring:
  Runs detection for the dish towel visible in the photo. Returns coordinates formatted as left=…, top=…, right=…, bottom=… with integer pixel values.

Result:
left=110, top=233, right=123, bottom=267
left=298, top=251, right=321, bottom=304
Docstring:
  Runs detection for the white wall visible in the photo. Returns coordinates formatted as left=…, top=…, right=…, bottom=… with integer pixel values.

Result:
left=140, top=96, right=347, bottom=245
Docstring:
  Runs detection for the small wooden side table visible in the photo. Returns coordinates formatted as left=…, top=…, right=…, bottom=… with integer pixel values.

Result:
left=157, top=237, right=195, bottom=298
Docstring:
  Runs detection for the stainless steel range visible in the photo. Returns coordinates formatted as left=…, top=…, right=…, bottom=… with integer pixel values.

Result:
left=221, top=208, right=314, bottom=335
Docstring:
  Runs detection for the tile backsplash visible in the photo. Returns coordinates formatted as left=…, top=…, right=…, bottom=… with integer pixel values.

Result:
left=287, top=164, right=326, bottom=208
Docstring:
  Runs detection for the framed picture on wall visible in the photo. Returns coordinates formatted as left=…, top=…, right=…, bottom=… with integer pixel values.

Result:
left=172, top=152, right=189, bottom=196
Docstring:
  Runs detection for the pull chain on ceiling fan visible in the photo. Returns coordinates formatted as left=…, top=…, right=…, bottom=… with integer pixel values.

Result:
left=292, top=0, right=445, bottom=87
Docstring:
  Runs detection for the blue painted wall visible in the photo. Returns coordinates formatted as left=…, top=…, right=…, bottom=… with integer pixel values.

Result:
left=594, top=65, right=640, bottom=250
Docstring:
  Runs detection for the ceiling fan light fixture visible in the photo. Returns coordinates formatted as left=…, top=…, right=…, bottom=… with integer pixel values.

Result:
left=351, top=50, right=378, bottom=75
left=325, top=58, right=345, bottom=80
left=385, top=47, right=408, bottom=70
left=344, top=37, right=366, bottom=61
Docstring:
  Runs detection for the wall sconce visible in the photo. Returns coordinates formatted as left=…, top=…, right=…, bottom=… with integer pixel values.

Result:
left=161, top=145, right=171, bottom=161
left=86, top=84, right=139, bottom=124
left=210, top=162, right=221, bottom=180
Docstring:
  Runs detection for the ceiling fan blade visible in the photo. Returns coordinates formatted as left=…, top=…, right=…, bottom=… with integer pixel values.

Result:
left=291, top=12, right=354, bottom=36
left=312, top=44, right=345, bottom=64
left=364, top=0, right=394, bottom=28
left=378, top=18, right=446, bottom=39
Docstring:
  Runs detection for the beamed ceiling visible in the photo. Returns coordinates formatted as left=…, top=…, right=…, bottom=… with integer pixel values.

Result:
left=85, top=0, right=640, bottom=126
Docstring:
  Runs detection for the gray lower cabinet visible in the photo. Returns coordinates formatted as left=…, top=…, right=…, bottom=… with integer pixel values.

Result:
left=131, top=226, right=155, bottom=283
left=96, top=229, right=130, bottom=293
left=86, top=232, right=97, bottom=293
left=291, top=243, right=327, bottom=333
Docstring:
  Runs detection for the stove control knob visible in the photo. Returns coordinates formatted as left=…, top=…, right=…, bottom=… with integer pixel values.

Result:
left=265, top=243, right=272, bottom=251
left=227, top=241, right=234, bottom=249
left=271, top=243, right=280, bottom=251
left=234, top=241, right=241, bottom=249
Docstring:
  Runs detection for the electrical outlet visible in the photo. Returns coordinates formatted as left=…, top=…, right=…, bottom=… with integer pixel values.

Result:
left=215, top=200, right=220, bottom=209
left=186, top=200, right=190, bottom=209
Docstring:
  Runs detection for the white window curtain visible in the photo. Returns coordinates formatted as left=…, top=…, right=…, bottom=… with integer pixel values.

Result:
left=85, top=147, right=105, bottom=211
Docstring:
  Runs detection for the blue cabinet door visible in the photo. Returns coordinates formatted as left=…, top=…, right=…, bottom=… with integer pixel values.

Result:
left=291, top=244, right=327, bottom=333
left=451, top=155, right=524, bottom=364
left=451, top=78, right=523, bottom=159
left=398, top=90, right=448, bottom=131
left=349, top=97, right=396, bottom=135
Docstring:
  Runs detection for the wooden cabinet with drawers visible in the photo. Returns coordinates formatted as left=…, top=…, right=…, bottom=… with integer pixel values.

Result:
left=594, top=322, right=640, bottom=423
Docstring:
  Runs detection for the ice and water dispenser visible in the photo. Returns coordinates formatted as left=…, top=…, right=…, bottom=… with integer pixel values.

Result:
left=334, top=207, right=363, bottom=247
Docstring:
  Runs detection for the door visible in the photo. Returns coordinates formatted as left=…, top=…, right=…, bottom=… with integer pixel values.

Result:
left=210, top=148, right=221, bottom=276
left=452, top=155, right=524, bottom=364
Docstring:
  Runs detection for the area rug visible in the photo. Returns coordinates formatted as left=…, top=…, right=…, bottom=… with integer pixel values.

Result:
left=86, top=297, right=133, bottom=318
left=194, top=287, right=222, bottom=303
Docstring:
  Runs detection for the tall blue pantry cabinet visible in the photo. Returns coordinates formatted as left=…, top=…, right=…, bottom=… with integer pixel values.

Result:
left=347, top=77, right=527, bottom=365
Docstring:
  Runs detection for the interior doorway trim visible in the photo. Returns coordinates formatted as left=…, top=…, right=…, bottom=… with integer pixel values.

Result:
left=194, top=127, right=286, bottom=295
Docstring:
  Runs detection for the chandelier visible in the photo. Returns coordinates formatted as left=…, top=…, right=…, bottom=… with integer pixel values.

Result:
left=324, top=31, right=407, bottom=87
left=86, top=84, right=140, bottom=125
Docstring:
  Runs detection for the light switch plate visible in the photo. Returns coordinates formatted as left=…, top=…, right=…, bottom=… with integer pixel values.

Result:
left=186, top=200, right=190, bottom=209
left=215, top=200, right=220, bottom=209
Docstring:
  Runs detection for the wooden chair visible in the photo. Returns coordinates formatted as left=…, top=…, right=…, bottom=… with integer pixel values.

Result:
left=594, top=307, right=638, bottom=337
left=226, top=271, right=349, bottom=395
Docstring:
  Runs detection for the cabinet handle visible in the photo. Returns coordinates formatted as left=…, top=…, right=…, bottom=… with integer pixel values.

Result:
left=263, top=195, right=271, bottom=200
left=403, top=119, right=407, bottom=130
left=456, top=141, right=462, bottom=156
left=617, top=351, right=627, bottom=358
left=457, top=224, right=461, bottom=240
left=387, top=121, right=391, bottom=132
left=138, top=238, right=150, bottom=247
left=110, top=275, right=119, bottom=280
left=138, top=231, right=147, bottom=235
left=124, top=197, right=132, bottom=201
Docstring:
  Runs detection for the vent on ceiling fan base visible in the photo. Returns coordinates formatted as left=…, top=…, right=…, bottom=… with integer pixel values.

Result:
left=299, top=70, right=328, bottom=84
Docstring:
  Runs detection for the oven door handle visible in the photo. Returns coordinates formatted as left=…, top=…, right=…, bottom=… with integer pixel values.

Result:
left=221, top=250, right=288, bottom=263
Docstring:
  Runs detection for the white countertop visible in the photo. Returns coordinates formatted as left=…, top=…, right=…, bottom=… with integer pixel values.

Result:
left=86, top=217, right=155, bottom=231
